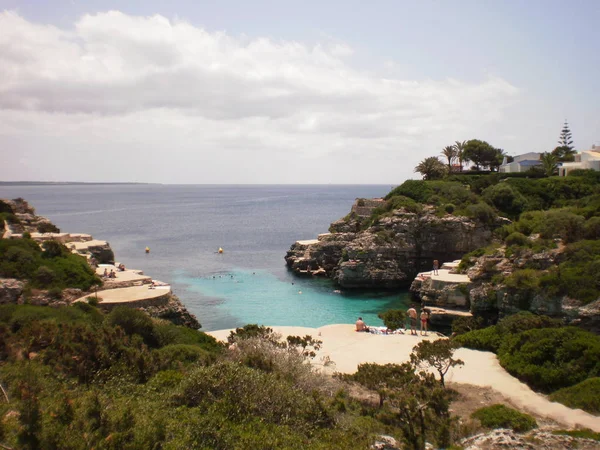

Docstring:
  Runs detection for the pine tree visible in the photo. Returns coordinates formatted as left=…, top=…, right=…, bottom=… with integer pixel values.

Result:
left=552, top=120, right=576, bottom=162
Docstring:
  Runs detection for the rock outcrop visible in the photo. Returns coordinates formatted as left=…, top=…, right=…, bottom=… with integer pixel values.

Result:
left=285, top=202, right=495, bottom=289
left=1, top=198, right=200, bottom=330
left=460, top=428, right=600, bottom=450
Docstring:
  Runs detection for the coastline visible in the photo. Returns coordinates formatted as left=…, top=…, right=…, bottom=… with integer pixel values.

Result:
left=208, top=324, right=600, bottom=432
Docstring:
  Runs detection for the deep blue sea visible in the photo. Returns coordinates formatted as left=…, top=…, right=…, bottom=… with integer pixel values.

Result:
left=0, top=184, right=411, bottom=330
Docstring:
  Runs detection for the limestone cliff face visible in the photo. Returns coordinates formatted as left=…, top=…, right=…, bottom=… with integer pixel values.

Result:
left=444, top=246, right=600, bottom=333
left=285, top=202, right=494, bottom=289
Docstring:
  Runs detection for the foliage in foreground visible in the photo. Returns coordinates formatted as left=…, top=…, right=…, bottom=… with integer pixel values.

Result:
left=2, top=305, right=468, bottom=449
left=455, top=313, right=600, bottom=394
left=0, top=237, right=101, bottom=290
left=548, top=378, right=600, bottom=415
left=471, top=404, right=537, bottom=432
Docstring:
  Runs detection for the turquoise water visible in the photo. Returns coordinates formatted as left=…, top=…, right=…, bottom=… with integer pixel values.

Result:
left=0, top=184, right=412, bottom=331
left=176, top=268, right=410, bottom=330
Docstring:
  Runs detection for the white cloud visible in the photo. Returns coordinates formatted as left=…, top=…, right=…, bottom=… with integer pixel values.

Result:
left=0, top=10, right=520, bottom=183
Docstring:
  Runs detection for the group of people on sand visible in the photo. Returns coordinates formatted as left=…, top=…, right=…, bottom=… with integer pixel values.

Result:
left=407, top=304, right=430, bottom=336
left=102, top=268, right=117, bottom=279
left=355, top=304, right=431, bottom=336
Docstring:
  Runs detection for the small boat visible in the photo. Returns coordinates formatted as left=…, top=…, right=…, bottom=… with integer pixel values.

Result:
left=218, top=247, right=224, bottom=254
left=145, top=247, right=150, bottom=254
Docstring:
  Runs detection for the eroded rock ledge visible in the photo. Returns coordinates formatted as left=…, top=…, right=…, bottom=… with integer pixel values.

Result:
left=285, top=200, right=496, bottom=289
left=1, top=197, right=201, bottom=329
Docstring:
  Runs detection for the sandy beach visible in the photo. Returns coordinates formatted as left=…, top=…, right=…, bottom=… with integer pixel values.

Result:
left=208, top=324, right=600, bottom=432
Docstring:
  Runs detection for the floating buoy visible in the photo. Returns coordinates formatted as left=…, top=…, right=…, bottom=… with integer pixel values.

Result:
left=218, top=247, right=224, bottom=254
left=145, top=247, right=150, bottom=254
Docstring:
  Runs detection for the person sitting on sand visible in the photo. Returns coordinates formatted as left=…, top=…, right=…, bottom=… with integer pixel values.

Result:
left=420, top=309, right=429, bottom=336
left=109, top=269, right=116, bottom=279
left=407, top=305, right=418, bottom=335
left=355, top=317, right=369, bottom=332
left=103, top=268, right=108, bottom=278
left=118, top=263, right=126, bottom=271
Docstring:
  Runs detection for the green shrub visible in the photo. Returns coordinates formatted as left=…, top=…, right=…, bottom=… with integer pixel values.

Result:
left=107, top=307, right=158, bottom=347
left=549, top=378, right=600, bottom=414
left=385, top=180, right=432, bottom=203
left=498, top=327, right=600, bottom=392
left=504, top=269, right=540, bottom=291
left=505, top=232, right=529, bottom=247
left=482, top=183, right=527, bottom=218
left=37, top=222, right=60, bottom=233
left=584, top=216, right=600, bottom=239
left=538, top=210, right=585, bottom=243
left=154, top=344, right=214, bottom=370
left=471, top=404, right=537, bottom=432
left=466, top=202, right=496, bottom=225
left=444, top=203, right=455, bottom=214
left=454, top=326, right=502, bottom=352
left=552, top=429, right=600, bottom=441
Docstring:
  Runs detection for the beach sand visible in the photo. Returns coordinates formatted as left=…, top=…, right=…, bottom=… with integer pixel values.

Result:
left=207, top=324, right=600, bottom=432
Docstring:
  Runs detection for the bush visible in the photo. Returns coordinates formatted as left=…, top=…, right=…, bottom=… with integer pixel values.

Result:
left=466, top=203, right=496, bottom=225
left=37, top=222, right=60, bottom=233
left=454, top=326, right=502, bottom=353
left=498, top=327, right=600, bottom=392
left=107, top=307, right=158, bottom=347
left=482, top=183, right=527, bottom=218
left=154, top=344, right=214, bottom=370
left=385, top=180, right=432, bottom=203
left=552, top=429, right=600, bottom=441
left=444, top=203, right=455, bottom=214
left=538, top=210, right=585, bottom=243
left=548, top=378, right=600, bottom=414
left=471, top=404, right=537, bottom=432
left=505, top=232, right=529, bottom=247
left=504, top=269, right=540, bottom=291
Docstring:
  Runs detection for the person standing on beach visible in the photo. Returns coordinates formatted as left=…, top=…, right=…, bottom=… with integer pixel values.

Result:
left=432, top=259, right=440, bottom=276
left=420, top=309, right=429, bottom=336
left=407, top=306, right=418, bottom=335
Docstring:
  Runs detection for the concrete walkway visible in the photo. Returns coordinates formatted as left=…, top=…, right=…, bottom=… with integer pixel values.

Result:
left=417, top=268, right=470, bottom=283
left=96, top=265, right=151, bottom=284
left=74, top=285, right=170, bottom=305
left=208, top=324, right=600, bottom=432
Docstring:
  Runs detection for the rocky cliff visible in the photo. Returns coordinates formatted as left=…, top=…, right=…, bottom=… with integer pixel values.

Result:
left=1, top=198, right=201, bottom=329
left=285, top=200, right=496, bottom=289
left=409, top=243, right=600, bottom=333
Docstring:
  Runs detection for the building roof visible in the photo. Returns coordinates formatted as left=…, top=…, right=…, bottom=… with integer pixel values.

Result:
left=518, top=160, right=542, bottom=167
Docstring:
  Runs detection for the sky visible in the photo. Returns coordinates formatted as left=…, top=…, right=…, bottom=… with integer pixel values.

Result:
left=0, top=0, right=598, bottom=184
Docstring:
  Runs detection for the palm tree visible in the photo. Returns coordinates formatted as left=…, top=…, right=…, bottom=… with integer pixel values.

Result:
left=441, top=145, right=458, bottom=170
left=453, top=140, right=467, bottom=171
left=540, top=152, right=558, bottom=177
left=414, top=157, right=448, bottom=180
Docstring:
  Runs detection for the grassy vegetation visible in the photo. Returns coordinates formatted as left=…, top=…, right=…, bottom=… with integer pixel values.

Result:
left=0, top=305, right=470, bottom=449
left=455, top=313, right=600, bottom=411
left=552, top=429, right=600, bottom=441
left=471, top=404, right=537, bottom=432
left=548, top=378, right=600, bottom=414
left=0, top=237, right=101, bottom=291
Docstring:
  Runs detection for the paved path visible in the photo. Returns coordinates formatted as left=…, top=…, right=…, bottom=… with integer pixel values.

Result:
left=74, top=285, right=170, bottom=304
left=208, top=324, right=600, bottom=431
left=96, top=265, right=151, bottom=284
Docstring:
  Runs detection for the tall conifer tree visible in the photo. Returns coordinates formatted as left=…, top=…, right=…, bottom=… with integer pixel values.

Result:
left=552, top=120, right=576, bottom=162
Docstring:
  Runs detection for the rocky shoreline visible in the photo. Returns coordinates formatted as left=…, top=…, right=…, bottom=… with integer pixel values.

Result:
left=0, top=198, right=201, bottom=329
left=285, top=198, right=496, bottom=289
left=286, top=197, right=600, bottom=333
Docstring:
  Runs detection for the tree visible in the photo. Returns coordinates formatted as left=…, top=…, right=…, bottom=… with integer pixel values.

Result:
left=453, top=140, right=467, bottom=171
left=414, top=157, right=448, bottom=180
left=410, top=339, right=464, bottom=387
left=540, top=152, right=559, bottom=177
left=345, top=362, right=415, bottom=407
left=378, top=309, right=406, bottom=332
left=552, top=121, right=576, bottom=162
left=441, top=146, right=457, bottom=170
left=462, top=140, right=503, bottom=170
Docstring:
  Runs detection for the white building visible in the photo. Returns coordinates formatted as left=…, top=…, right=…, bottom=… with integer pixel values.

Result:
left=499, top=152, right=542, bottom=173
left=558, top=145, right=600, bottom=176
